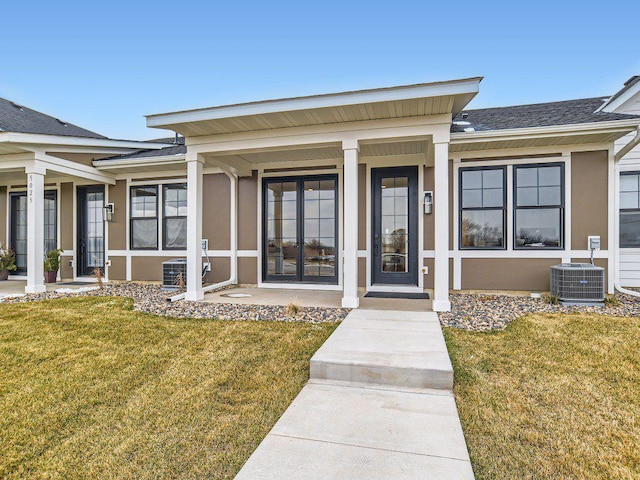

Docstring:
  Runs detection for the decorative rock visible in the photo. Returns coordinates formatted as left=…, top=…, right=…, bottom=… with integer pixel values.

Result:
left=0, top=283, right=349, bottom=323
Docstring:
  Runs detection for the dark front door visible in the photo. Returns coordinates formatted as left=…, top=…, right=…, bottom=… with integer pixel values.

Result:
left=263, top=175, right=338, bottom=284
left=77, top=186, right=105, bottom=276
left=372, top=166, right=419, bottom=285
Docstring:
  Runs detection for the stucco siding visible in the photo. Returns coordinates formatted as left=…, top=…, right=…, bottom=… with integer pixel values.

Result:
left=571, top=150, right=608, bottom=250
left=203, top=173, right=230, bottom=250
left=462, top=258, right=559, bottom=291
left=238, top=175, right=258, bottom=251
left=108, top=256, right=126, bottom=281
left=108, top=180, right=127, bottom=250
left=238, top=257, right=257, bottom=284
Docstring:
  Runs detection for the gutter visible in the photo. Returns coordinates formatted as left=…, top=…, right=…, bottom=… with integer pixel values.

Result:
left=614, top=125, right=640, bottom=161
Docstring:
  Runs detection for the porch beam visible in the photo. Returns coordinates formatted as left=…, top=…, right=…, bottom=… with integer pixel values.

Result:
left=34, top=153, right=116, bottom=185
left=25, top=163, right=46, bottom=294
left=432, top=142, right=451, bottom=312
left=342, top=140, right=360, bottom=308
left=185, top=152, right=204, bottom=301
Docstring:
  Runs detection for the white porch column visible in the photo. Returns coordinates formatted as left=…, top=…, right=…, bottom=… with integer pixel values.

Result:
left=342, top=140, right=359, bottom=308
left=433, top=141, right=451, bottom=312
left=186, top=153, right=204, bottom=301
left=225, top=171, right=239, bottom=284
left=25, top=164, right=46, bottom=294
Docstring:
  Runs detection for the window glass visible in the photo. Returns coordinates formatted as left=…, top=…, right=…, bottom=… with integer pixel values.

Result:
left=163, top=184, right=187, bottom=249
left=515, top=208, right=562, bottom=248
left=620, top=173, right=640, bottom=248
left=514, top=164, right=564, bottom=249
left=460, top=167, right=505, bottom=249
left=130, top=186, right=157, bottom=250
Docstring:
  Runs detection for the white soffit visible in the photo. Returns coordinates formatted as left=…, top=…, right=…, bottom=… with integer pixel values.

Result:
left=146, top=78, right=482, bottom=137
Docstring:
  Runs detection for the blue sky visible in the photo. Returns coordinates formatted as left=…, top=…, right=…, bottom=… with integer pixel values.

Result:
left=2, top=0, right=640, bottom=140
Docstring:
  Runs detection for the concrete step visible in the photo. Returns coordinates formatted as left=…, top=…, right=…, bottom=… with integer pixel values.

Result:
left=310, top=309, right=453, bottom=390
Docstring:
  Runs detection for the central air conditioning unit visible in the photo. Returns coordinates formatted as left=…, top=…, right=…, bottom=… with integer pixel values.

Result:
left=550, top=263, right=605, bottom=304
left=162, top=258, right=187, bottom=291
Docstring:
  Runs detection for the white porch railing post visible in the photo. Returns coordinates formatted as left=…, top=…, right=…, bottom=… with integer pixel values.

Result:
left=342, top=140, right=360, bottom=308
left=433, top=141, right=451, bottom=312
left=25, top=164, right=46, bottom=294
left=185, top=153, right=204, bottom=301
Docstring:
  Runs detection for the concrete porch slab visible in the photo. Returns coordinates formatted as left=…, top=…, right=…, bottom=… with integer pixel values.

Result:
left=202, top=286, right=433, bottom=311
left=310, top=310, right=453, bottom=390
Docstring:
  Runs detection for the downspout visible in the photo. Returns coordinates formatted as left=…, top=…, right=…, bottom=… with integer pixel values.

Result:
left=169, top=170, right=239, bottom=302
left=613, top=125, right=640, bottom=297
left=615, top=125, right=640, bottom=161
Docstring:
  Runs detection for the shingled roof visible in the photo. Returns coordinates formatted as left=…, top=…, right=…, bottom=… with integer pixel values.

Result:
left=100, top=136, right=185, bottom=161
left=451, top=97, right=640, bottom=133
left=0, top=97, right=106, bottom=138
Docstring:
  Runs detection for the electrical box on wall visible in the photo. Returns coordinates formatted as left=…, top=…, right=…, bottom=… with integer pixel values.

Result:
left=588, top=236, right=601, bottom=251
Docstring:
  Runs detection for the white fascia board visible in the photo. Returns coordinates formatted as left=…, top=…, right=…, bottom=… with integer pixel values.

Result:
left=34, top=153, right=116, bottom=185
left=596, top=85, right=640, bottom=113
left=0, top=132, right=171, bottom=150
left=146, top=77, right=482, bottom=128
left=94, top=154, right=186, bottom=169
left=450, top=119, right=640, bottom=145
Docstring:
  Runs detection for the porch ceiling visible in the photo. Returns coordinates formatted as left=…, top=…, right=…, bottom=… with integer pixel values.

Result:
left=147, top=78, right=482, bottom=137
left=201, top=139, right=429, bottom=167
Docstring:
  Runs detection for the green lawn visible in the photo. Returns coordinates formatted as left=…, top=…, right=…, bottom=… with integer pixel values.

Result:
left=444, top=313, right=640, bottom=480
left=0, top=297, right=337, bottom=479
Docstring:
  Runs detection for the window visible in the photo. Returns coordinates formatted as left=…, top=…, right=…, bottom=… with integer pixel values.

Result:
left=130, top=186, right=158, bottom=249
left=514, top=164, right=564, bottom=249
left=620, top=172, right=640, bottom=248
left=459, top=167, right=506, bottom=249
left=163, top=184, right=187, bottom=249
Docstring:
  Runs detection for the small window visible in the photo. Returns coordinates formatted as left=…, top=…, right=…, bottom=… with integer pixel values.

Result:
left=620, top=172, right=640, bottom=248
left=130, top=186, right=158, bottom=249
left=514, top=164, right=564, bottom=249
left=163, top=183, right=187, bottom=249
left=459, top=167, right=506, bottom=249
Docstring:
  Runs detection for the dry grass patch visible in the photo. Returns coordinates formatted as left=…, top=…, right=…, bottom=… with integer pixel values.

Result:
left=0, top=296, right=337, bottom=479
left=444, top=313, right=640, bottom=480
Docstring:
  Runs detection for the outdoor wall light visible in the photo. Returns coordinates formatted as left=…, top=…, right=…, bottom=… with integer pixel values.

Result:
left=103, top=203, right=115, bottom=222
left=423, top=191, right=433, bottom=215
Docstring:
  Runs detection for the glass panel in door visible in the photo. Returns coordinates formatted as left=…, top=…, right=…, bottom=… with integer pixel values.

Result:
left=86, top=191, right=105, bottom=270
left=10, top=191, right=57, bottom=274
left=381, top=176, right=409, bottom=273
left=265, top=181, right=298, bottom=279
left=303, top=178, right=336, bottom=280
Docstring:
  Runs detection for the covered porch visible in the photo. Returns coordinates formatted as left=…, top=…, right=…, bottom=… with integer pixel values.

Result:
left=0, top=135, right=167, bottom=293
left=147, top=78, right=482, bottom=312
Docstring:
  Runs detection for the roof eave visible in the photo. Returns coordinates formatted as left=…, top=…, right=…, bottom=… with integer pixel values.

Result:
left=451, top=118, right=640, bottom=144
left=0, top=131, right=172, bottom=151
left=146, top=77, right=483, bottom=129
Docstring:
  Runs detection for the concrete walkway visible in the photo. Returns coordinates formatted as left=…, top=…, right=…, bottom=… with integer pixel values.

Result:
left=235, top=309, right=474, bottom=479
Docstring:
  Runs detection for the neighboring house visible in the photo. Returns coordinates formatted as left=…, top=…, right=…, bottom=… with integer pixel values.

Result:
left=1, top=77, right=639, bottom=311
left=596, top=76, right=640, bottom=287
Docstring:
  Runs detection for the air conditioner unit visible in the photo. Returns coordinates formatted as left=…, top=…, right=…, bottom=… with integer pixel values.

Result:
left=550, top=263, right=605, bottom=304
left=162, top=258, right=187, bottom=291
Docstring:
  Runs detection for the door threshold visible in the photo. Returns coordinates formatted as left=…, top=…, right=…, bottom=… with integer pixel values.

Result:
left=367, top=284, right=422, bottom=294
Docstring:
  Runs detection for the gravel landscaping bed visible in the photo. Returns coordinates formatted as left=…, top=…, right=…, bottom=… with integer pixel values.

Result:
left=0, top=283, right=349, bottom=323
left=440, top=291, right=640, bottom=331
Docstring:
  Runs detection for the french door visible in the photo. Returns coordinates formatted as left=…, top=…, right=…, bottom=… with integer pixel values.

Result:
left=263, top=175, right=338, bottom=284
left=9, top=191, right=57, bottom=274
left=371, top=166, right=419, bottom=285
left=77, top=186, right=105, bottom=277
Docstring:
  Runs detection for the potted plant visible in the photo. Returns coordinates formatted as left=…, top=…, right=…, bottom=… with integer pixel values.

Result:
left=44, top=249, right=63, bottom=283
left=0, top=246, right=17, bottom=281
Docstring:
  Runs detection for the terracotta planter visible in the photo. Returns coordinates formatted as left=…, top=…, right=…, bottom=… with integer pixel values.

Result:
left=0, top=269, right=9, bottom=281
left=44, top=271, right=58, bottom=284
